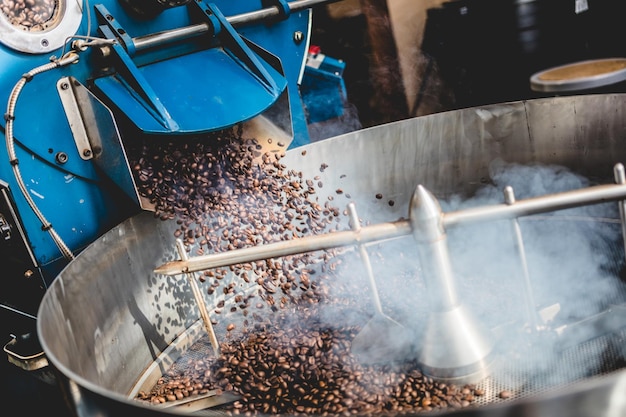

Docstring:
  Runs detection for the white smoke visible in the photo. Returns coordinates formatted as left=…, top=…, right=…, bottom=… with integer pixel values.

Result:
left=438, top=159, right=626, bottom=388
left=325, top=158, right=626, bottom=391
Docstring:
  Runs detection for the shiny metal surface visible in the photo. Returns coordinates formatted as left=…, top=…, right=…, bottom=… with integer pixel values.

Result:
left=0, top=0, right=83, bottom=53
left=410, top=185, right=494, bottom=383
left=38, top=93, right=626, bottom=416
left=346, top=202, right=413, bottom=365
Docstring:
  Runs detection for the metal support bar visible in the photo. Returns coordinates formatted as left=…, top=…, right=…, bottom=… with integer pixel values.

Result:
left=96, top=9, right=180, bottom=131
left=225, top=0, right=337, bottom=26
left=125, top=0, right=341, bottom=54
left=347, top=202, right=384, bottom=314
left=154, top=163, right=626, bottom=276
left=614, top=164, right=626, bottom=261
left=175, top=239, right=220, bottom=357
left=442, top=180, right=626, bottom=227
left=154, top=221, right=412, bottom=275
left=56, top=77, right=94, bottom=160
left=504, top=186, right=539, bottom=331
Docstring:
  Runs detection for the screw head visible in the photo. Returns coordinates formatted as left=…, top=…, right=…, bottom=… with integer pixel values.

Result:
left=293, top=31, right=304, bottom=44
left=55, top=152, right=69, bottom=164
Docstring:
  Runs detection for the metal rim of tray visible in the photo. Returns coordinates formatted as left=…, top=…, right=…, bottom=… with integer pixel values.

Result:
left=530, top=58, right=626, bottom=93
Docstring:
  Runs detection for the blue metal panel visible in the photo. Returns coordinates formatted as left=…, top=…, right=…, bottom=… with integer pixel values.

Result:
left=0, top=0, right=320, bottom=282
left=1, top=54, right=97, bottom=180
left=301, top=53, right=348, bottom=124
left=214, top=4, right=315, bottom=147
left=236, top=12, right=313, bottom=147
left=0, top=130, right=137, bottom=269
left=93, top=2, right=289, bottom=134
left=0, top=48, right=135, bottom=269
left=94, top=42, right=288, bottom=133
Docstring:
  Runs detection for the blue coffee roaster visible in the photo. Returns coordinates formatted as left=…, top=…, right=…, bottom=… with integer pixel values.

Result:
left=0, top=0, right=346, bottom=369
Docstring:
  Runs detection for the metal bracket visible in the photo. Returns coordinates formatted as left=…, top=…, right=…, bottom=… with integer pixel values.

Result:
left=57, top=77, right=94, bottom=160
left=95, top=4, right=136, bottom=55
left=92, top=3, right=286, bottom=134
left=3, top=335, right=48, bottom=372
left=95, top=5, right=179, bottom=131
left=190, top=0, right=281, bottom=96
left=56, top=77, right=146, bottom=208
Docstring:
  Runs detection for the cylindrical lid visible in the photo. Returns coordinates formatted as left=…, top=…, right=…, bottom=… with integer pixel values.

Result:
left=530, top=58, right=626, bottom=92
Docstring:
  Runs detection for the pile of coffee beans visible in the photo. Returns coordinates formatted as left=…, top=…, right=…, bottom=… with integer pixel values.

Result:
left=1, top=0, right=58, bottom=31
left=130, top=126, right=485, bottom=414
left=138, top=306, right=485, bottom=415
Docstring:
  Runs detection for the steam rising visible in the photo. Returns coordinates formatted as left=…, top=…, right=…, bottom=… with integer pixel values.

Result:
left=138, top=125, right=626, bottom=404
left=442, top=160, right=626, bottom=386
left=328, top=159, right=626, bottom=392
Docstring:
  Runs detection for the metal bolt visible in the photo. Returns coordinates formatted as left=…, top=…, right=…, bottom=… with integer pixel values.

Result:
left=97, top=46, right=112, bottom=59
left=55, top=152, right=69, bottom=164
left=293, top=31, right=304, bottom=44
left=83, top=149, right=92, bottom=158
left=41, top=38, right=49, bottom=48
left=60, top=82, right=69, bottom=90
left=0, top=214, right=11, bottom=241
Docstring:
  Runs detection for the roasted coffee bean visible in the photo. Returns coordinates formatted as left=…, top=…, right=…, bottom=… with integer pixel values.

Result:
left=131, top=127, right=485, bottom=415
left=499, top=390, right=512, bottom=399
left=139, top=305, right=483, bottom=415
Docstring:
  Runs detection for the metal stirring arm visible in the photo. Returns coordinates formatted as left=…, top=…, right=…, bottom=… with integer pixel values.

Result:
left=155, top=163, right=626, bottom=276
left=155, top=221, right=411, bottom=275
left=346, top=202, right=413, bottom=363
left=155, top=163, right=626, bottom=382
left=347, top=202, right=391, bottom=316
left=175, top=239, right=220, bottom=357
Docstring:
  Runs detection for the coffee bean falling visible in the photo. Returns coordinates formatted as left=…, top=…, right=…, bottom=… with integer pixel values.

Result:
left=129, top=127, right=342, bottom=306
left=129, top=127, right=486, bottom=414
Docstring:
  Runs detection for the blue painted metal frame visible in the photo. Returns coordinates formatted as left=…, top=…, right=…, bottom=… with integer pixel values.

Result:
left=301, top=53, right=348, bottom=124
left=93, top=2, right=288, bottom=134
left=0, top=0, right=314, bottom=284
